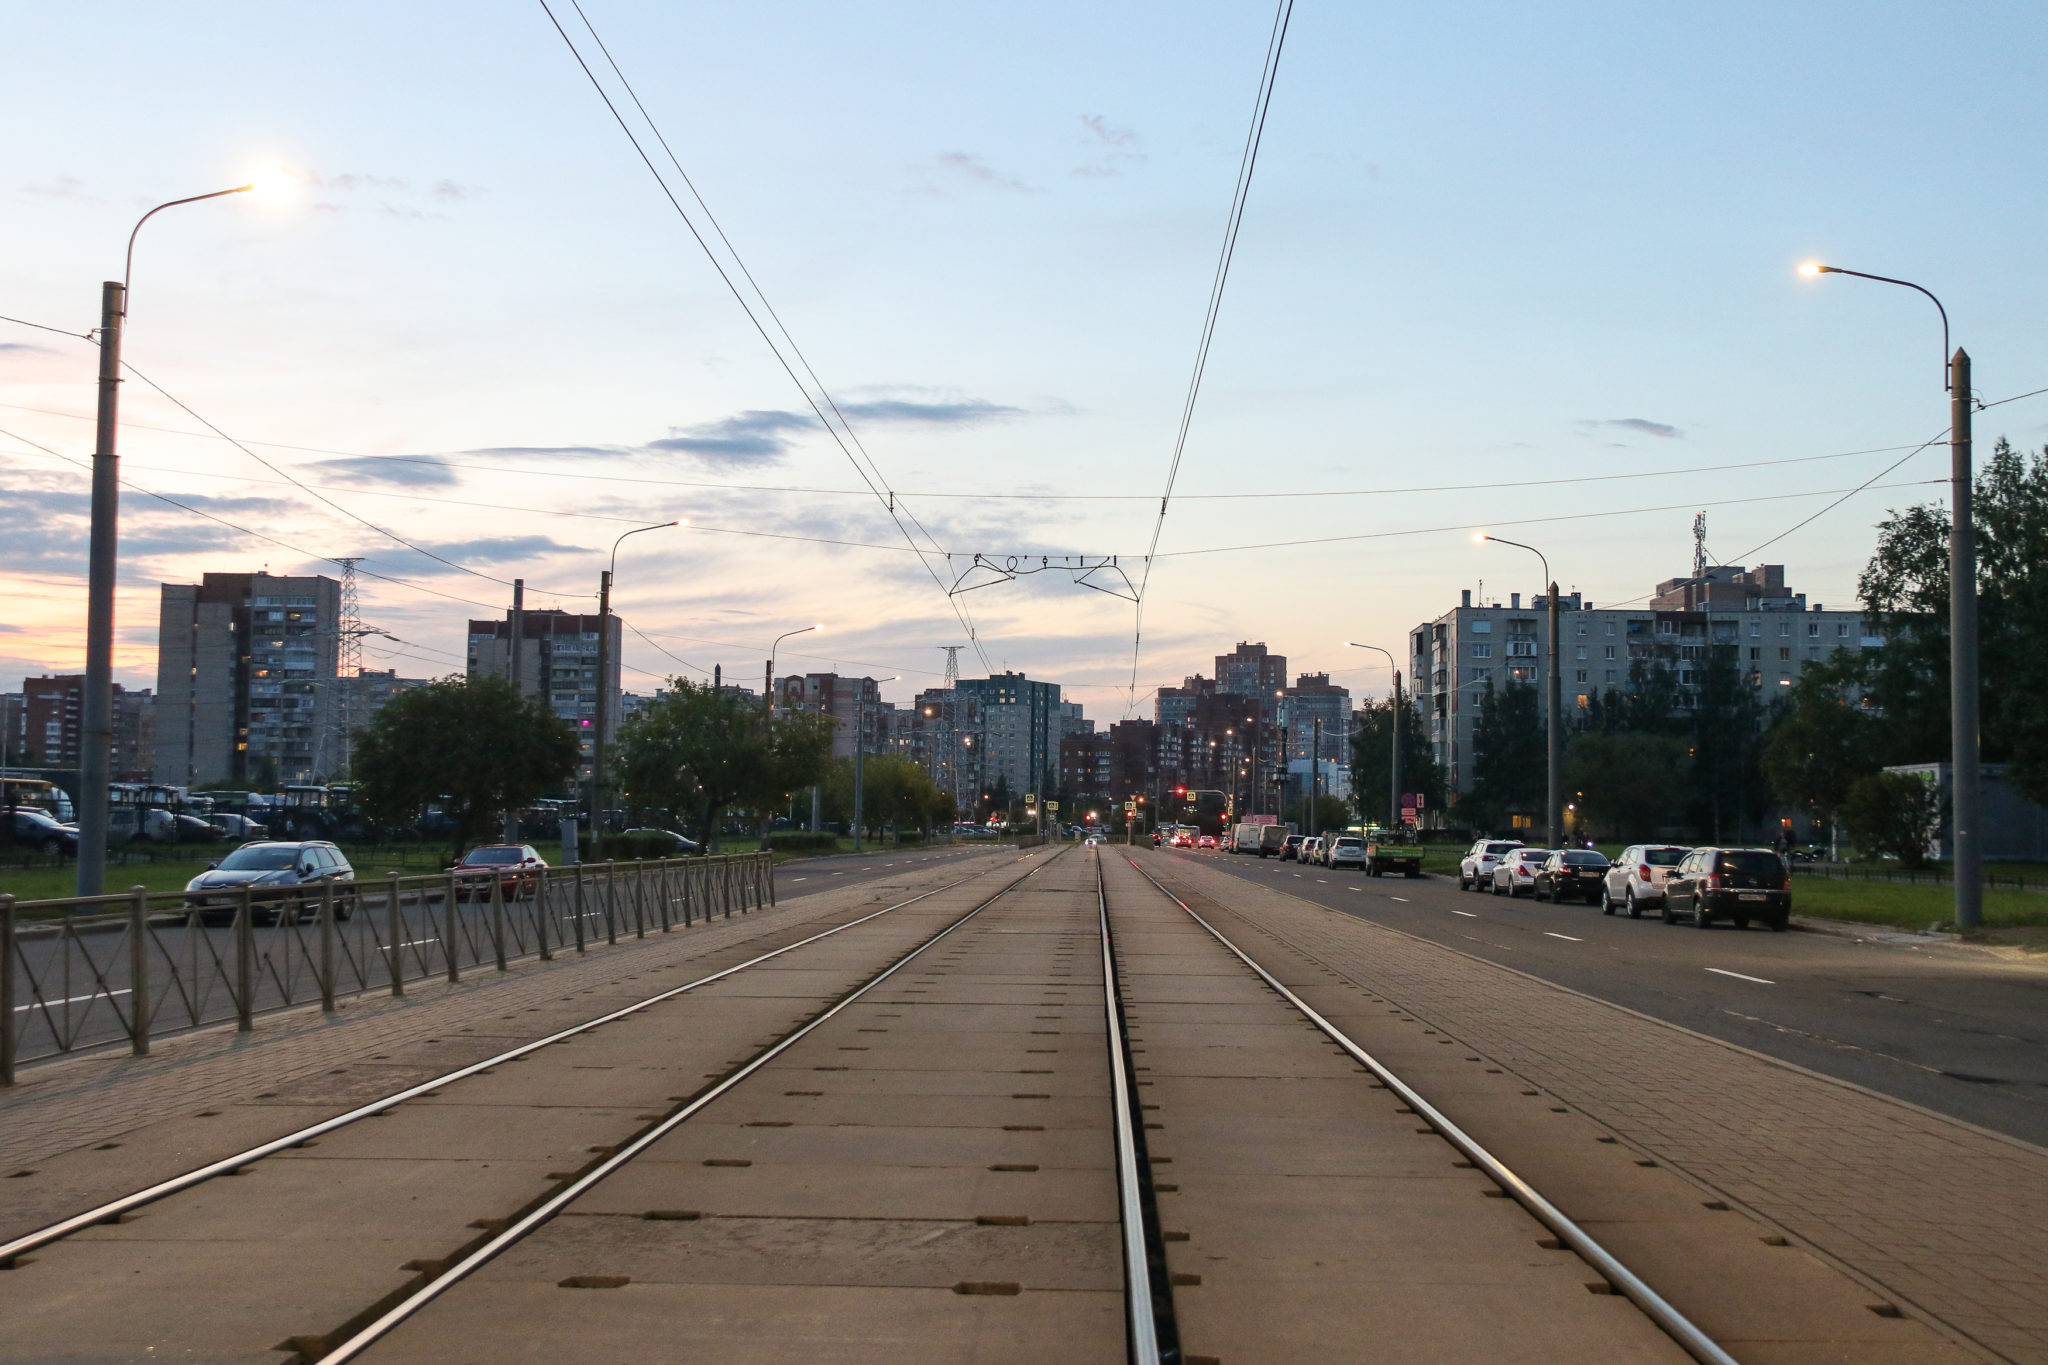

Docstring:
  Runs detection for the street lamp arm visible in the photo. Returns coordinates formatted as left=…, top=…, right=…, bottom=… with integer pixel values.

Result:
left=1474, top=533, right=1549, bottom=585
left=123, top=187, right=252, bottom=302
left=1810, top=266, right=1951, bottom=390
left=609, top=519, right=681, bottom=576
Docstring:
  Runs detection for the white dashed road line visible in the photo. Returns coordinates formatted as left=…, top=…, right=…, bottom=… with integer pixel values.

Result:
left=1390, top=896, right=1410, bottom=903
left=1544, top=932, right=1582, bottom=942
left=1452, top=910, right=1478, bottom=918
left=1706, top=967, right=1775, bottom=985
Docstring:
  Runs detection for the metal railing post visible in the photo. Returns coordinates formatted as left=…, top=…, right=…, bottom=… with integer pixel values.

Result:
left=573, top=866, right=586, bottom=954
left=767, top=852, right=775, bottom=908
left=445, top=871, right=461, bottom=983
left=536, top=867, right=552, bottom=961
left=235, top=886, right=255, bottom=1032
left=724, top=855, right=734, bottom=918
left=386, top=872, right=405, bottom=996
left=2, top=895, right=16, bottom=1086
left=658, top=861, right=672, bottom=933
left=632, top=860, right=646, bottom=939
left=129, top=885, right=149, bottom=1057
left=604, top=860, right=618, bottom=945
left=491, top=870, right=507, bottom=972
left=319, top=880, right=337, bottom=1012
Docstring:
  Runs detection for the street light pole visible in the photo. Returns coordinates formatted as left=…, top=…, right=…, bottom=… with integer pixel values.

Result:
left=589, top=521, right=679, bottom=845
left=1801, top=262, right=1979, bottom=928
left=1344, top=643, right=1403, bottom=832
left=1470, top=538, right=1561, bottom=848
left=78, top=184, right=255, bottom=896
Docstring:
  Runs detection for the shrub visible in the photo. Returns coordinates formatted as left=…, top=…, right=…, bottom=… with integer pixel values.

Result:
left=768, top=831, right=841, bottom=852
left=590, top=831, right=692, bottom=861
left=1841, top=771, right=1942, bottom=870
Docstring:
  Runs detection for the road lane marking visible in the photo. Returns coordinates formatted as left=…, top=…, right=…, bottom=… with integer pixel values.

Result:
left=1544, top=932, right=1582, bottom=942
left=1706, top=967, right=1775, bottom=985
left=1452, top=910, right=1478, bottom=918
left=790, top=877, right=808, bottom=882
left=1390, top=896, right=1410, bottom=903
left=14, top=987, right=132, bottom=1012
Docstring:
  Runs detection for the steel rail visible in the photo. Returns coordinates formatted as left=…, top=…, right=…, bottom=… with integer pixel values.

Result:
left=0, top=850, right=1033, bottom=1267
left=316, top=848, right=1067, bottom=1364
left=1118, top=855, right=1741, bottom=1365
left=1092, top=850, right=1171, bottom=1365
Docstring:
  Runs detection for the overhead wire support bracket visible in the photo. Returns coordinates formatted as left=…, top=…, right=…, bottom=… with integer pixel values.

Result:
left=944, top=554, right=1138, bottom=602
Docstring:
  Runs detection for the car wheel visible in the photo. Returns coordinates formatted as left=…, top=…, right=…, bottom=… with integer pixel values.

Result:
left=1600, top=886, right=1615, bottom=915
left=1770, top=912, right=1789, bottom=932
left=1627, top=889, right=1644, bottom=920
left=1694, top=903, right=1713, bottom=928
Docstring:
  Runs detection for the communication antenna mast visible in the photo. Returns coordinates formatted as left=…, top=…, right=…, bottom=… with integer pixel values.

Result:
left=941, top=645, right=961, bottom=688
left=1692, top=512, right=1709, bottom=581
left=334, top=557, right=363, bottom=778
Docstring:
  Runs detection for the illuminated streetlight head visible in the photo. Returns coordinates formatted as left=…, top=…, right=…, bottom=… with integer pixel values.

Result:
left=1472, top=531, right=1490, bottom=544
left=812, top=623, right=824, bottom=633
left=1797, top=261, right=1826, bottom=278
left=244, top=167, right=296, bottom=202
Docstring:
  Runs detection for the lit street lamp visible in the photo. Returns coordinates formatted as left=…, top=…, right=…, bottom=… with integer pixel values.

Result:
left=1800, top=260, right=1979, bottom=928
left=1472, top=534, right=1563, bottom=849
left=589, top=520, right=681, bottom=841
left=78, top=180, right=269, bottom=896
left=1345, top=642, right=1404, bottom=835
left=764, top=624, right=824, bottom=713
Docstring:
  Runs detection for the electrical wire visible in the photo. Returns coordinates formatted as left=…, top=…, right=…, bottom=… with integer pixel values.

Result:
left=0, top=312, right=92, bottom=342
left=1128, top=0, right=1295, bottom=713
left=533, top=0, right=995, bottom=672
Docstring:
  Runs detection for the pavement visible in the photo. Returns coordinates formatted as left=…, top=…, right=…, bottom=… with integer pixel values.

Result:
left=1148, top=847, right=2048, bottom=1365
left=1190, top=849, right=2048, bottom=1146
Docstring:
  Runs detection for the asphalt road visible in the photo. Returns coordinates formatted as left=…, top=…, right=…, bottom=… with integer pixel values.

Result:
left=1172, top=847, right=2048, bottom=1148
left=8, top=844, right=999, bottom=1066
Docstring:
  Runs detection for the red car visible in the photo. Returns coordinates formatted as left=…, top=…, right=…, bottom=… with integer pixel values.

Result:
left=1196, top=835, right=1218, bottom=850
left=451, top=844, right=549, bottom=901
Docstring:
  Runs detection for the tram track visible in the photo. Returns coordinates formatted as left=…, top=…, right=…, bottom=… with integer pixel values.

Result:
left=1111, top=852, right=1738, bottom=1365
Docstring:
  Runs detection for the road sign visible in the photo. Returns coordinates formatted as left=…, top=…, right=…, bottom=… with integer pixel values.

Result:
left=1046, top=801, right=1059, bottom=812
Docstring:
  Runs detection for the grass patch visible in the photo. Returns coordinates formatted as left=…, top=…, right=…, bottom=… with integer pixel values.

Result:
left=1791, top=875, right=2048, bottom=934
left=0, top=843, right=455, bottom=905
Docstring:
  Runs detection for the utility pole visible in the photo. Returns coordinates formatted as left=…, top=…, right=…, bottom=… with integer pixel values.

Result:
left=853, top=686, right=866, bottom=852
left=76, top=280, right=124, bottom=897
left=1310, top=717, right=1319, bottom=837
left=1392, top=670, right=1405, bottom=836
left=1951, top=349, right=1981, bottom=928
left=1547, top=584, right=1562, bottom=848
left=589, top=569, right=611, bottom=846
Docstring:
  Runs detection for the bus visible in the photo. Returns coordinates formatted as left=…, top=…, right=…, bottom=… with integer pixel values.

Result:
left=1, top=776, right=73, bottom=823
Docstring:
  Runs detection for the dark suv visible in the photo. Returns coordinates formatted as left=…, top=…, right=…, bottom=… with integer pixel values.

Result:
left=1663, top=847, right=1790, bottom=931
left=184, top=841, right=357, bottom=923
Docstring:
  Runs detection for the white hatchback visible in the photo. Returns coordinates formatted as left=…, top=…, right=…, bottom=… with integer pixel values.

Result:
left=1601, top=844, right=1690, bottom=917
left=1326, top=835, right=1366, bottom=869
left=1459, top=839, right=1523, bottom=891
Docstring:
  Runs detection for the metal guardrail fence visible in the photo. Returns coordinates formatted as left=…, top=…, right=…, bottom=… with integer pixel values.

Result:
left=0, top=853, right=773, bottom=1084
left=1791, top=861, right=2046, bottom=893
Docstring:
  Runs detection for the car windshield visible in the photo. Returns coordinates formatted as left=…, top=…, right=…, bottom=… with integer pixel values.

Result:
left=217, top=845, right=300, bottom=871
left=1516, top=851, right=1551, bottom=864
left=462, top=847, right=523, bottom=866
left=18, top=809, right=60, bottom=827
left=1484, top=842, right=1519, bottom=856
left=1718, top=851, right=1786, bottom=884
left=1564, top=851, right=1608, bottom=866
left=1332, top=838, right=1361, bottom=848
left=1644, top=847, right=1685, bottom=866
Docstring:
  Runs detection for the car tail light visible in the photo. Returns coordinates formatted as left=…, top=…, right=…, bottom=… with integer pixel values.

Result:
left=1637, top=866, right=1652, bottom=881
left=1702, top=874, right=1721, bottom=890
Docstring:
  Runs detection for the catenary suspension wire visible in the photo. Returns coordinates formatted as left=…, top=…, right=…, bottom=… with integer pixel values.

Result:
left=0, top=852, right=1029, bottom=1266
left=316, top=848, right=1064, bottom=1364
left=532, top=0, right=995, bottom=671
left=1119, top=855, right=1739, bottom=1365
left=1129, top=0, right=1295, bottom=714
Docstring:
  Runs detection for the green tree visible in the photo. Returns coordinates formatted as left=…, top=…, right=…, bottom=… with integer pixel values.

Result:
left=1564, top=730, right=1686, bottom=842
left=1688, top=644, right=1771, bottom=842
left=1841, top=770, right=1941, bottom=869
left=354, top=673, right=578, bottom=854
left=1463, top=680, right=1544, bottom=833
left=1857, top=438, right=2048, bottom=802
left=615, top=680, right=834, bottom=848
left=1284, top=793, right=1352, bottom=835
left=1349, top=694, right=1446, bottom=827
left=1761, top=654, right=1882, bottom=851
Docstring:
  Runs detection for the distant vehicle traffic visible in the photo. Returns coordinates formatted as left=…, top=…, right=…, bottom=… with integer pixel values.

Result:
left=8, top=807, right=78, bottom=858
left=620, top=828, right=703, bottom=856
left=1300, top=836, right=1324, bottom=866
left=452, top=844, right=548, bottom=901
left=1196, top=834, right=1218, bottom=850
left=1324, top=835, right=1367, bottom=869
left=1663, top=847, right=1791, bottom=930
left=1533, top=849, right=1610, bottom=903
left=1458, top=840, right=1523, bottom=891
left=1489, top=848, right=1553, bottom=897
left=1362, top=828, right=1423, bottom=877
left=1230, top=822, right=1289, bottom=857
left=1601, top=845, right=1688, bottom=917
left=1280, top=834, right=1304, bottom=861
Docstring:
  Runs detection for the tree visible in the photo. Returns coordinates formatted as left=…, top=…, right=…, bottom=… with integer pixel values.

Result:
left=1349, top=693, right=1446, bottom=827
left=1842, top=771, right=1941, bottom=869
left=1284, top=793, right=1351, bottom=834
left=354, top=673, right=579, bottom=854
left=1462, top=681, right=1544, bottom=833
left=1857, top=438, right=2048, bottom=802
left=1761, top=654, right=1882, bottom=852
left=614, top=680, right=834, bottom=848
left=1687, top=644, right=1771, bottom=842
left=1564, top=731, right=1686, bottom=842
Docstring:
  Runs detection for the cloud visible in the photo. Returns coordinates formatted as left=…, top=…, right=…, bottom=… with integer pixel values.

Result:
left=459, top=445, right=624, bottom=460
left=414, top=534, right=571, bottom=566
left=837, top=398, right=1024, bottom=425
left=1074, top=114, right=1146, bottom=179
left=20, top=176, right=94, bottom=201
left=0, top=342, right=56, bottom=356
left=649, top=409, right=819, bottom=464
left=1584, top=417, right=1682, bottom=440
left=310, top=455, right=460, bottom=488
left=934, top=152, right=1036, bottom=193
left=431, top=179, right=482, bottom=200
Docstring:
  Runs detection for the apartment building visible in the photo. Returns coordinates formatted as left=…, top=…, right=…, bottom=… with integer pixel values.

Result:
left=467, top=608, right=620, bottom=781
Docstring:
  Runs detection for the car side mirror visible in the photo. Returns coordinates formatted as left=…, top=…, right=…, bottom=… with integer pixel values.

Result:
left=208, top=860, right=220, bottom=870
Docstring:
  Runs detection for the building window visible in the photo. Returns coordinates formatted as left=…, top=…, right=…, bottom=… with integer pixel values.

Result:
left=1470, top=643, right=1492, bottom=658
left=1576, top=693, right=1590, bottom=708
left=1779, top=647, right=1791, bottom=660
left=1749, top=647, right=1760, bottom=660
left=1779, top=622, right=1792, bottom=637
left=1605, top=620, right=1616, bottom=635
left=1605, top=670, right=1618, bottom=683
left=1575, top=670, right=1587, bottom=683
left=1574, top=646, right=1587, bottom=660
left=1469, top=619, right=1492, bottom=633
left=1837, top=622, right=1850, bottom=636
left=1603, top=645, right=1616, bottom=660
left=1750, top=621, right=1762, bottom=637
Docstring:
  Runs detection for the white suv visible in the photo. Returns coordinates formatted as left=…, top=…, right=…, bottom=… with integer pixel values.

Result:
left=1326, top=835, right=1366, bottom=870
left=1459, top=839, right=1522, bottom=891
left=1602, top=844, right=1690, bottom=917
left=1300, top=836, right=1324, bottom=866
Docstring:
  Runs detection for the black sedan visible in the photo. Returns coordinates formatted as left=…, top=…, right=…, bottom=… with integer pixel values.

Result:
left=9, top=808, right=78, bottom=857
left=1533, top=849, right=1610, bottom=904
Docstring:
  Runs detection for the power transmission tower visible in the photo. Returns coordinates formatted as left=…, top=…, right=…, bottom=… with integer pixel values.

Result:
left=1692, top=512, right=1708, bottom=581
left=334, top=558, right=363, bottom=779
left=941, top=645, right=961, bottom=688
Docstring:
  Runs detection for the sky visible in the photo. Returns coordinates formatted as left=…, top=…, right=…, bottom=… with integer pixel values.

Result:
left=5, top=1, right=2048, bottom=720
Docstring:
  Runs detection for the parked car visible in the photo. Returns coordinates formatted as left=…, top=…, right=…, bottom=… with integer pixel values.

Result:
left=1601, top=844, right=1689, bottom=917
left=1300, top=836, right=1324, bottom=866
left=1490, top=848, right=1553, bottom=897
left=184, top=841, right=356, bottom=923
left=1459, top=839, right=1523, bottom=891
left=213, top=812, right=271, bottom=841
left=9, top=807, right=79, bottom=858
left=1534, top=849, right=1610, bottom=903
left=1663, top=847, right=1791, bottom=930
left=1280, top=834, right=1305, bottom=861
left=452, top=844, right=549, bottom=901
left=620, top=827, right=703, bottom=856
left=1325, top=835, right=1367, bottom=870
